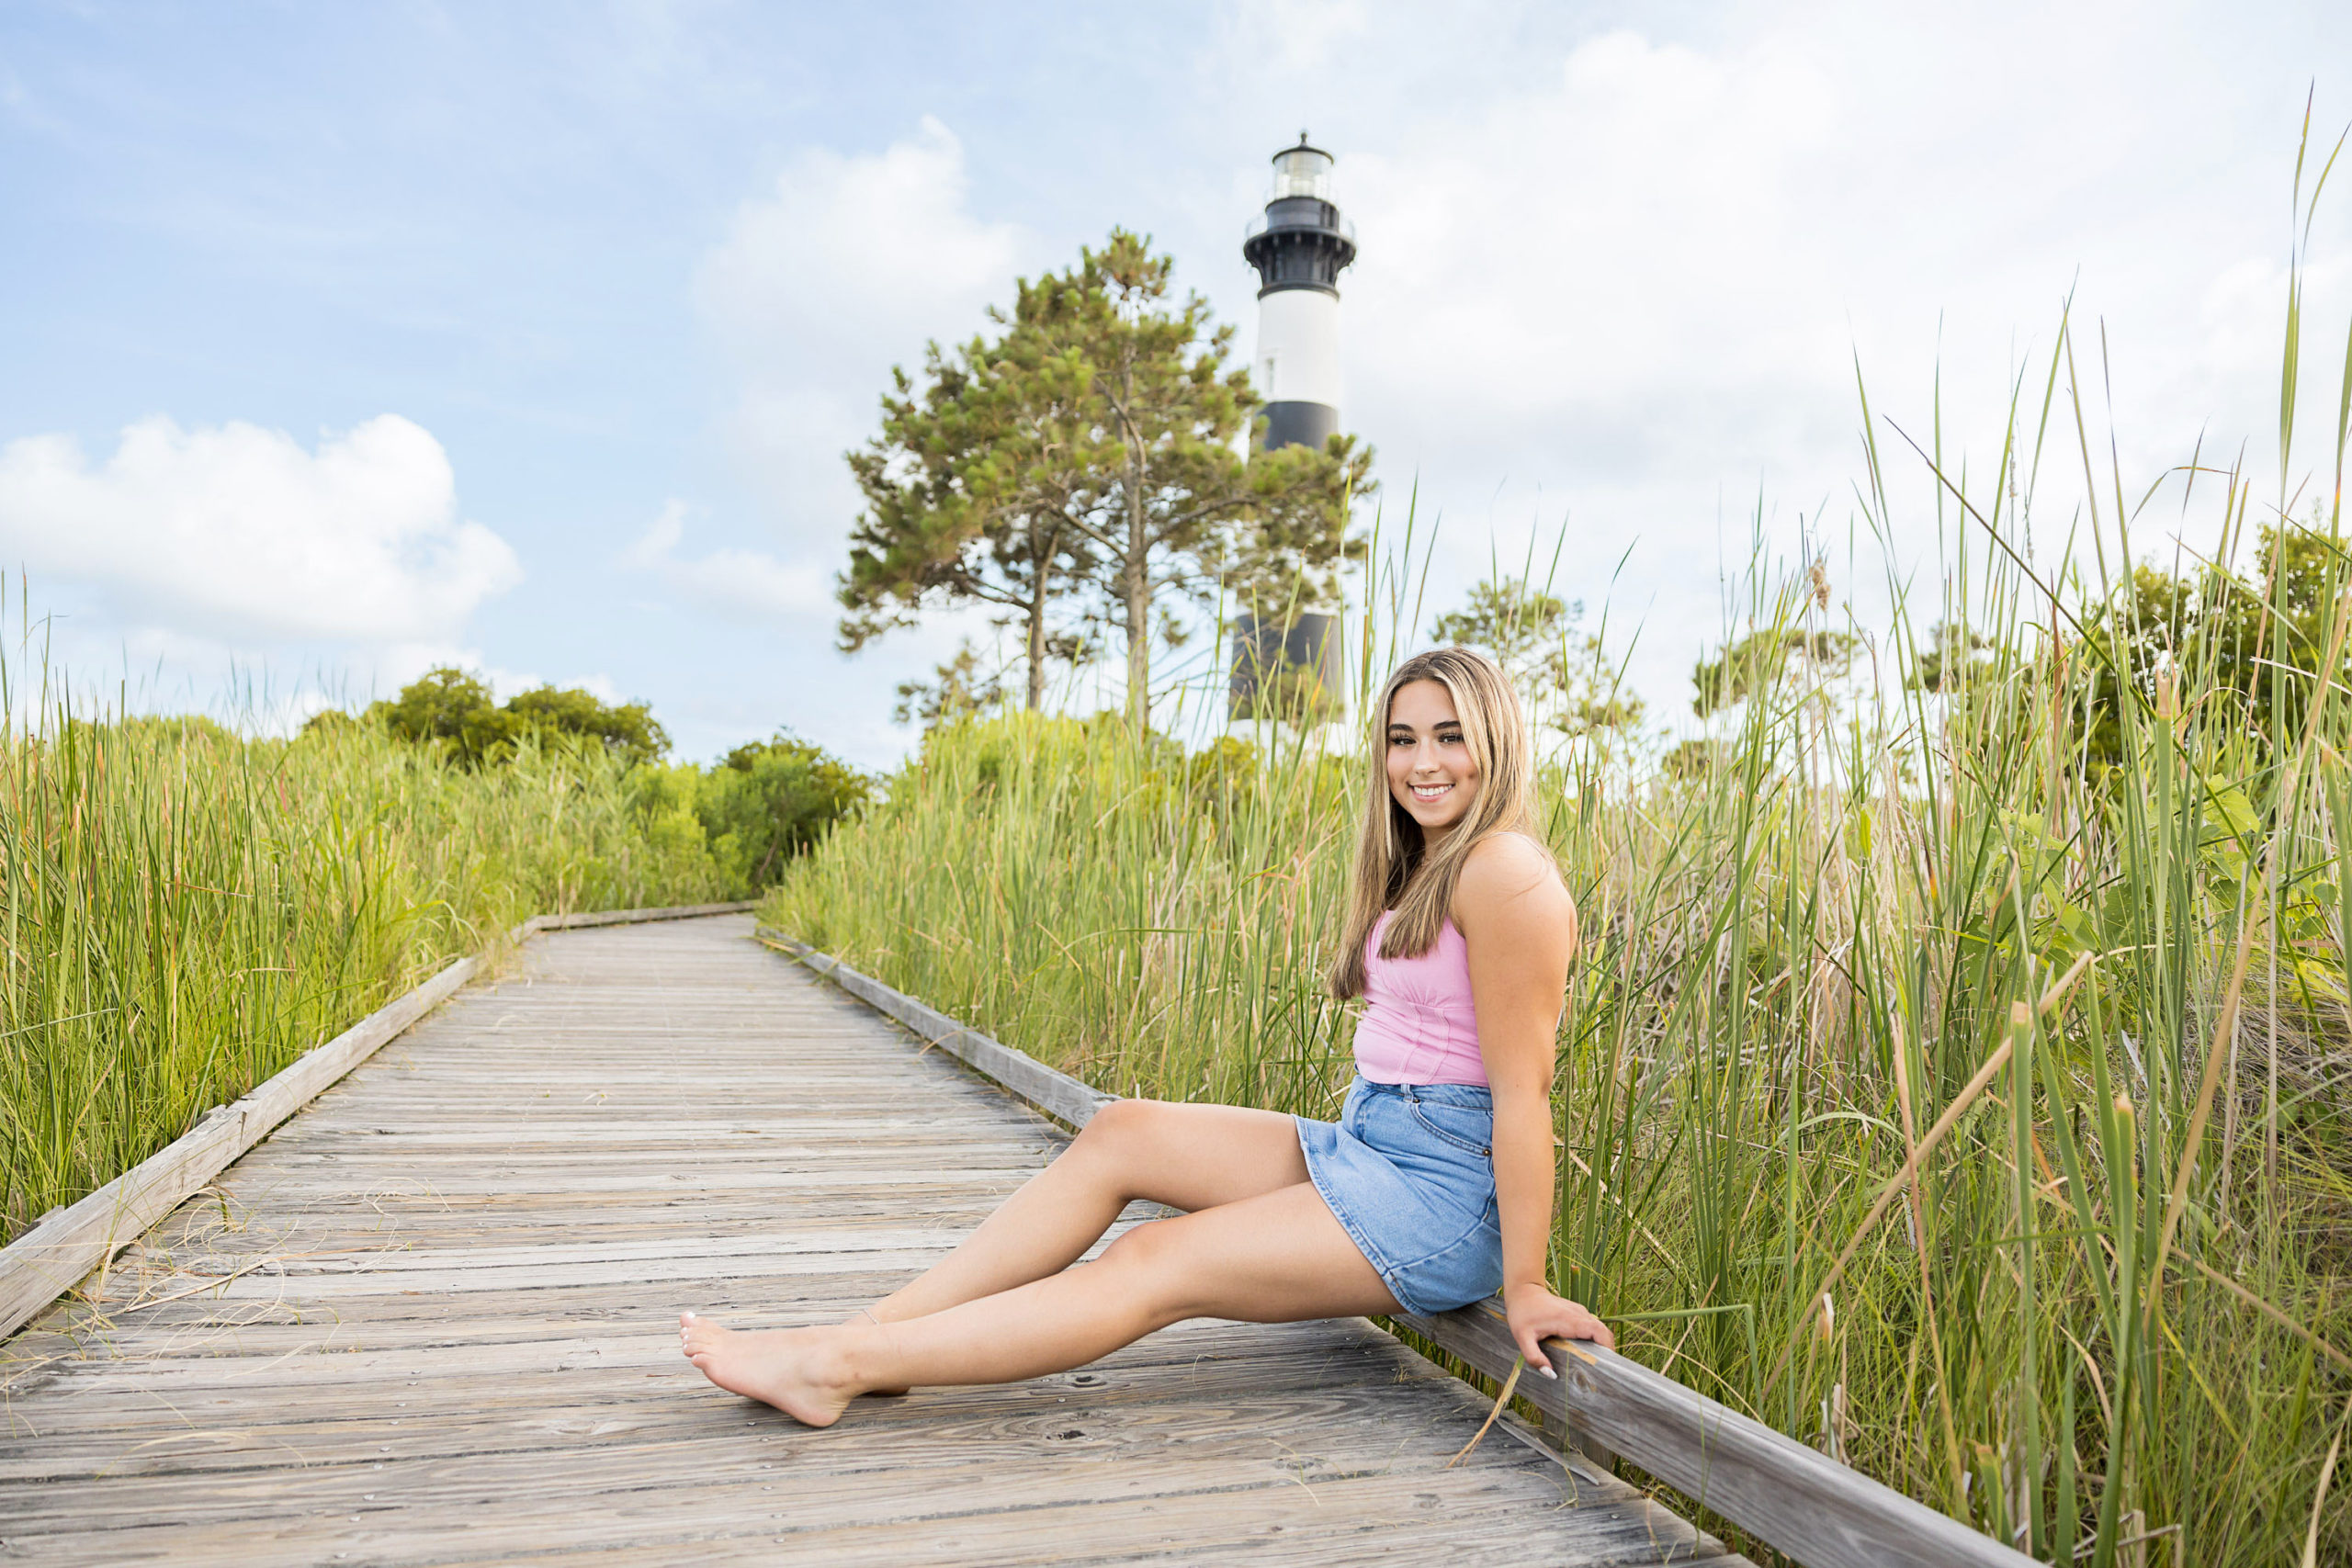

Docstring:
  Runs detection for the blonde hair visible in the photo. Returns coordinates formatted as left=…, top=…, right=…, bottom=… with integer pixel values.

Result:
left=1327, top=647, right=1544, bottom=1000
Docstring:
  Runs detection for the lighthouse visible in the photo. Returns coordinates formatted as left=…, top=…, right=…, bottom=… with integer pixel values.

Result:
left=1241, top=134, right=1356, bottom=450
left=1229, top=134, right=1355, bottom=723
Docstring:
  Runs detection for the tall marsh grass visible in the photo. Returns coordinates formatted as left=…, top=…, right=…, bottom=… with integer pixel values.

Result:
left=765, top=150, right=2352, bottom=1562
left=0, top=657, right=727, bottom=1239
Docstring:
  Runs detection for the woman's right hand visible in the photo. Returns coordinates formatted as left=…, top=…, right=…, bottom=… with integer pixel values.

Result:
left=1503, top=1279, right=1614, bottom=1371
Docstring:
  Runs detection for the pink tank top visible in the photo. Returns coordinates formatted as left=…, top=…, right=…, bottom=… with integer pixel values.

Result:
left=1351, top=909, right=1487, bottom=1086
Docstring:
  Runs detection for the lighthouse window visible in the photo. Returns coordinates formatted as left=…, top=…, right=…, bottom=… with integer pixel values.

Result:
left=1272, top=150, right=1331, bottom=203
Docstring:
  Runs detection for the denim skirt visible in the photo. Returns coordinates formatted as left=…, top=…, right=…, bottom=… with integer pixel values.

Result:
left=1295, top=1076, right=1503, bottom=1315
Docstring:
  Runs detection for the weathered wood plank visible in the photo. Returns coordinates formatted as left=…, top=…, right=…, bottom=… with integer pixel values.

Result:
left=0, top=955, right=480, bottom=1343
left=6, top=1318, right=1382, bottom=1416
left=5, top=1346, right=1524, bottom=1478
left=0, top=901, right=759, bottom=1345
left=2, top=1467, right=1715, bottom=1568
left=756, top=924, right=1114, bottom=1132
left=1, top=914, right=1750, bottom=1565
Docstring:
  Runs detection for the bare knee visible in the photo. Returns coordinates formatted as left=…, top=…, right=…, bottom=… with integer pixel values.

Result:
left=1060, top=1099, right=1303, bottom=1217
left=1092, top=1216, right=1195, bottom=1321
left=1063, top=1099, right=1170, bottom=1193
left=1076, top=1097, right=1160, bottom=1145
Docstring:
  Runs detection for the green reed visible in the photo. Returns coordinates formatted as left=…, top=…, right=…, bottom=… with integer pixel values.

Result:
left=0, top=650, right=726, bottom=1239
left=765, top=143, right=2352, bottom=1564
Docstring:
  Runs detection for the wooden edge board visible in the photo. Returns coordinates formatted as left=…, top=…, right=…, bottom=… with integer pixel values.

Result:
left=752, top=925, right=1113, bottom=1133
left=0, top=901, right=756, bottom=1344
left=754, top=925, right=2031, bottom=1568
left=0, top=954, right=472, bottom=1341
left=515, top=900, right=757, bottom=937
left=1396, top=1300, right=2033, bottom=1568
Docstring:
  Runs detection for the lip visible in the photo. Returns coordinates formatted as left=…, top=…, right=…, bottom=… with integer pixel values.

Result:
left=1408, top=781, right=1453, bottom=803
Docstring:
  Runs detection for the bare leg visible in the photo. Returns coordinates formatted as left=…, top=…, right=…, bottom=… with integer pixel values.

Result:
left=681, top=1180, right=1391, bottom=1427
left=865, top=1099, right=1311, bottom=1325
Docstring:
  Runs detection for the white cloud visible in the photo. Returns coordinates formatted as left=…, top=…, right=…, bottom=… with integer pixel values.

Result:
left=695, top=117, right=1029, bottom=552
left=699, top=116, right=1026, bottom=368
left=1341, top=30, right=1843, bottom=482
left=624, top=500, right=831, bottom=622
left=0, top=414, right=521, bottom=645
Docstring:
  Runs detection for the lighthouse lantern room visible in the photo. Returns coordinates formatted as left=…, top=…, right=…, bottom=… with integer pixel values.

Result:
left=1241, top=134, right=1356, bottom=451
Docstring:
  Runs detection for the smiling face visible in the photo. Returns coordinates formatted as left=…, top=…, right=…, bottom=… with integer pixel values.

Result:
left=1385, top=677, right=1482, bottom=847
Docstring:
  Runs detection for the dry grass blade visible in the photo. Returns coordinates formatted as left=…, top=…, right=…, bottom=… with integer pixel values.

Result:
left=2188, top=1258, right=2352, bottom=1377
left=2305, top=1410, right=2346, bottom=1568
left=121, top=1255, right=284, bottom=1313
left=2145, top=878, right=2265, bottom=1331
left=1447, top=1354, right=1524, bottom=1468
left=1762, top=1025, right=2018, bottom=1397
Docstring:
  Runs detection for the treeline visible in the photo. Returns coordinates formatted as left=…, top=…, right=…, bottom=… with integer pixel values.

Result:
left=1678, top=517, right=2346, bottom=756
left=1531, top=513, right=2352, bottom=784
left=309, top=667, right=865, bottom=897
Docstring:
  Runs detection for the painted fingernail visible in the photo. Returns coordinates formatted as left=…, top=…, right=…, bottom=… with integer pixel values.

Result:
left=1538, top=1364, right=1556, bottom=1379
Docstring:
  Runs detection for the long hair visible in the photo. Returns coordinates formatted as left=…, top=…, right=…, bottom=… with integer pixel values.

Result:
left=1327, top=647, right=1544, bottom=1000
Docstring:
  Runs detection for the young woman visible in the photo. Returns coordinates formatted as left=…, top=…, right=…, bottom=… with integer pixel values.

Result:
left=680, top=647, right=1612, bottom=1424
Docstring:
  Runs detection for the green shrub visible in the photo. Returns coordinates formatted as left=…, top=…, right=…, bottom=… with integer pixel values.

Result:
left=334, top=666, right=669, bottom=768
left=695, top=731, right=870, bottom=892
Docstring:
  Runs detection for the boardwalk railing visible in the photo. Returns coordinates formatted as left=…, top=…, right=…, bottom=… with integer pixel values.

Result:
left=0, top=901, right=757, bottom=1342
left=755, top=925, right=2036, bottom=1568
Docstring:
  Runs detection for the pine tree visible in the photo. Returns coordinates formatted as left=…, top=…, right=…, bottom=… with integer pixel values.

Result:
left=840, top=229, right=1372, bottom=724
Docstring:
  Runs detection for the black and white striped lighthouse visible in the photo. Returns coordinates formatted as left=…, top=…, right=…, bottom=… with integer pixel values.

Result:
left=1241, top=134, right=1356, bottom=450
left=1229, top=134, right=1355, bottom=722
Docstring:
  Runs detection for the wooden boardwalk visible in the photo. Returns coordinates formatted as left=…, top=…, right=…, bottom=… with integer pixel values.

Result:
left=1, top=914, right=1741, bottom=1565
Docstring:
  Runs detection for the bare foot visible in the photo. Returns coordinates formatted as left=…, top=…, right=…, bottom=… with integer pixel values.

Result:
left=678, top=1311, right=859, bottom=1427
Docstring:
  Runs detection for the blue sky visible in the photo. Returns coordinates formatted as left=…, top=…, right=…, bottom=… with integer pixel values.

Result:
left=4, top=1, right=2348, bottom=766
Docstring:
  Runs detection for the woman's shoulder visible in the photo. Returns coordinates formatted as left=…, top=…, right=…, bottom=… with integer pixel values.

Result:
left=1461, top=829, right=1560, bottom=882
left=1454, top=830, right=1571, bottom=919
left=1451, top=838, right=1577, bottom=964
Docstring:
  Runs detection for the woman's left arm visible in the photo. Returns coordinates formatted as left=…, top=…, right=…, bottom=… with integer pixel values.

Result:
left=1454, top=835, right=1615, bottom=1370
